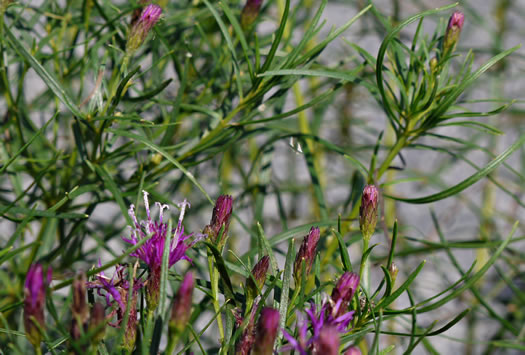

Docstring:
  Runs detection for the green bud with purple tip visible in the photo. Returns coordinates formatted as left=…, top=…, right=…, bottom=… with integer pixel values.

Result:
left=359, top=185, right=378, bottom=242
left=241, top=0, right=263, bottom=30
left=443, top=11, right=465, bottom=54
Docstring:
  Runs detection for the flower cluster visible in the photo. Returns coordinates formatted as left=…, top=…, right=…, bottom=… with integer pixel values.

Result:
left=282, top=272, right=360, bottom=354
left=87, top=264, right=143, bottom=352
left=123, top=191, right=201, bottom=309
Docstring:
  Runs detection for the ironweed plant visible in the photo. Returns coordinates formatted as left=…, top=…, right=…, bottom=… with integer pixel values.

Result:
left=0, top=0, right=524, bottom=354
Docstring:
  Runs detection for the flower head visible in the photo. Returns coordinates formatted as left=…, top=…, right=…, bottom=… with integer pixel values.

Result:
left=126, top=4, right=162, bottom=54
left=329, top=272, right=360, bottom=318
left=89, top=302, right=106, bottom=346
left=123, top=191, right=200, bottom=310
left=235, top=303, right=258, bottom=355
left=246, top=256, right=269, bottom=310
left=24, top=263, right=51, bottom=349
left=169, top=272, right=194, bottom=338
left=253, top=307, right=280, bottom=355
left=359, top=185, right=378, bottom=241
left=294, top=227, right=321, bottom=285
left=71, top=273, right=89, bottom=343
left=281, top=297, right=355, bottom=354
left=86, top=264, right=143, bottom=352
left=443, top=11, right=464, bottom=53
left=241, top=0, right=263, bottom=30
left=205, top=194, right=233, bottom=246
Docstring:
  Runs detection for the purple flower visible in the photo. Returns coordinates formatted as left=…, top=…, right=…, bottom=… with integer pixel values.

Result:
left=294, top=227, right=321, bottom=285
left=444, top=11, right=465, bottom=53
left=86, top=264, right=143, bottom=352
left=281, top=298, right=355, bottom=354
left=253, top=307, right=280, bottom=355
left=169, top=272, right=194, bottom=337
left=205, top=194, right=233, bottom=246
left=126, top=4, right=162, bottom=54
left=122, top=191, right=201, bottom=310
left=359, top=185, right=378, bottom=241
left=24, top=263, right=51, bottom=348
left=241, top=0, right=263, bottom=29
left=329, top=272, right=360, bottom=318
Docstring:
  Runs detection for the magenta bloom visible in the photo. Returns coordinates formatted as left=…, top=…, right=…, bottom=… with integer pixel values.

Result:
left=122, top=191, right=201, bottom=309
left=281, top=298, right=355, bottom=354
left=87, top=264, right=143, bottom=352
left=24, top=264, right=51, bottom=348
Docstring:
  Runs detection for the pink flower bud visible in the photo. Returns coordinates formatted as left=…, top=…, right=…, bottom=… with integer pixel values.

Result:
left=443, top=11, right=464, bottom=53
left=330, top=272, right=360, bottom=318
left=24, top=264, right=51, bottom=349
left=359, top=185, right=378, bottom=241
left=71, top=273, right=89, bottom=344
left=246, top=256, right=269, bottom=309
left=253, top=307, right=280, bottom=355
left=126, top=4, right=162, bottom=54
left=206, top=195, right=233, bottom=246
left=294, top=227, right=321, bottom=284
left=241, top=0, right=263, bottom=29
left=169, top=272, right=194, bottom=337
left=313, top=326, right=340, bottom=355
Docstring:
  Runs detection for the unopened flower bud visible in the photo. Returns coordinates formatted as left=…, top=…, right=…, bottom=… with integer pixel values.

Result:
left=389, top=262, right=399, bottom=285
left=24, top=264, right=51, bottom=349
left=206, top=195, right=233, bottom=246
left=246, top=256, right=269, bottom=309
left=253, top=307, right=280, bottom=355
left=241, top=0, right=263, bottom=30
left=443, top=11, right=464, bottom=54
left=235, top=304, right=258, bottom=355
left=313, top=326, right=340, bottom=355
left=359, top=185, right=378, bottom=241
left=71, top=273, right=89, bottom=344
left=126, top=4, right=162, bottom=54
left=430, top=57, right=438, bottom=74
left=344, top=346, right=362, bottom=355
left=330, top=272, right=360, bottom=318
left=88, top=302, right=106, bottom=346
left=169, top=272, right=194, bottom=338
left=293, top=227, right=321, bottom=285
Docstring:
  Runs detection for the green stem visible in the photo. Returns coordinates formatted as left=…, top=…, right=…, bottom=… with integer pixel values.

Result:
left=207, top=252, right=225, bottom=343
left=359, top=237, right=370, bottom=292
left=375, top=135, right=407, bottom=182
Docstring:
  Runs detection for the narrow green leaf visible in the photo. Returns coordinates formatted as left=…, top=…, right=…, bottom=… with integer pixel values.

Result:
left=386, top=134, right=525, bottom=203
left=4, top=24, right=84, bottom=118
